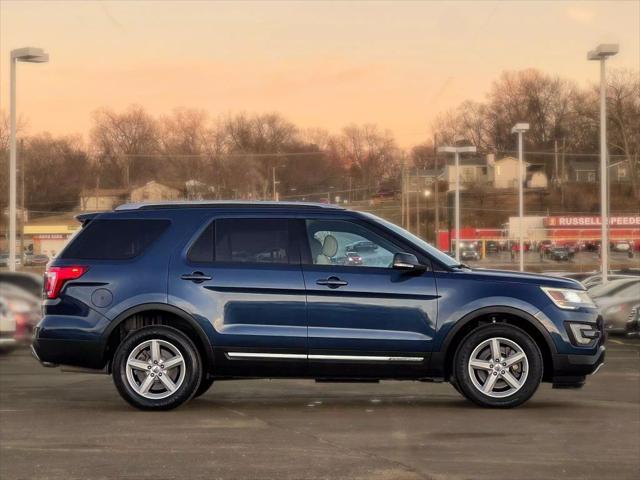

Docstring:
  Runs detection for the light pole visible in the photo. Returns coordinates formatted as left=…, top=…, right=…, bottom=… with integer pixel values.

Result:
left=511, top=123, right=529, bottom=272
left=438, top=145, right=476, bottom=262
left=8, top=47, right=49, bottom=272
left=588, top=43, right=618, bottom=284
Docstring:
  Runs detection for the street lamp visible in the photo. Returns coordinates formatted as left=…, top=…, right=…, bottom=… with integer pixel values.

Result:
left=511, top=122, right=529, bottom=272
left=588, top=43, right=618, bottom=284
left=437, top=145, right=477, bottom=262
left=8, top=47, right=49, bottom=272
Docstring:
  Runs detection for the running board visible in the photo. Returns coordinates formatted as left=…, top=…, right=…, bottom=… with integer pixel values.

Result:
left=315, top=379, right=380, bottom=383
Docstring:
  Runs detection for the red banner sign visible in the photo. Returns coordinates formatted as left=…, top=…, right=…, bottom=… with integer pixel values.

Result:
left=545, top=216, right=640, bottom=228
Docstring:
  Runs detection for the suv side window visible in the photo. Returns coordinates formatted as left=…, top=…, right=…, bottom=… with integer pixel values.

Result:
left=188, top=218, right=294, bottom=265
left=61, top=219, right=170, bottom=260
left=304, top=219, right=400, bottom=268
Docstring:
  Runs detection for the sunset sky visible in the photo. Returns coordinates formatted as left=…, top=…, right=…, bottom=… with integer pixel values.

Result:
left=1, top=0, right=638, bottom=147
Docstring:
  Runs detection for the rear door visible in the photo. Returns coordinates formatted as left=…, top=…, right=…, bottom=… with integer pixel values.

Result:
left=299, top=217, right=438, bottom=378
left=168, top=216, right=307, bottom=377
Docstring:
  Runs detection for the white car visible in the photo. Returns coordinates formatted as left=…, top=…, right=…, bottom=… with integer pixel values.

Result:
left=614, top=242, right=631, bottom=252
left=0, top=298, right=17, bottom=352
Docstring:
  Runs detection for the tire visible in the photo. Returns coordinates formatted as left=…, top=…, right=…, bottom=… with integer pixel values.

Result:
left=112, top=326, right=202, bottom=410
left=193, top=374, right=215, bottom=399
left=453, top=323, right=543, bottom=408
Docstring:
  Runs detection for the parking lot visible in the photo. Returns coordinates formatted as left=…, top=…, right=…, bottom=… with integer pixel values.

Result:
left=1, top=340, right=638, bottom=480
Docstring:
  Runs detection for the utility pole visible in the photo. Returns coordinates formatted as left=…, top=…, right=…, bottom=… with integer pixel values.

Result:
left=554, top=139, right=559, bottom=184
left=588, top=43, right=619, bottom=283
left=20, top=139, right=25, bottom=260
left=512, top=123, right=530, bottom=272
left=272, top=166, right=278, bottom=201
left=434, top=134, right=439, bottom=245
left=415, top=168, right=420, bottom=237
left=8, top=47, right=49, bottom=272
left=438, top=145, right=476, bottom=262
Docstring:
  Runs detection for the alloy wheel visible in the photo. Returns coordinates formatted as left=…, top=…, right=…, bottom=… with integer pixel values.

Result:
left=125, top=339, right=186, bottom=400
left=467, top=337, right=529, bottom=398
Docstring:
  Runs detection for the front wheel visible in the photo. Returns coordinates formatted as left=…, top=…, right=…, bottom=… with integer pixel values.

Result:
left=112, top=326, right=202, bottom=410
left=453, top=324, right=543, bottom=408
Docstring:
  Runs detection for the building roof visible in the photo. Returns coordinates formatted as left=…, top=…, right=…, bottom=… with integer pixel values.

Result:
left=445, top=156, right=486, bottom=167
left=80, top=187, right=130, bottom=197
left=568, top=158, right=598, bottom=169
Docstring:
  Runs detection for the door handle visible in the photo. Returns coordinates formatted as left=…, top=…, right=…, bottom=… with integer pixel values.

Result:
left=180, top=271, right=212, bottom=283
left=316, top=276, right=348, bottom=288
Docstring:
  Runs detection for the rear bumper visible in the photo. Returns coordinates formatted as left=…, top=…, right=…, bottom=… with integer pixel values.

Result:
left=551, top=345, right=605, bottom=388
left=32, top=333, right=105, bottom=369
left=0, top=337, right=17, bottom=350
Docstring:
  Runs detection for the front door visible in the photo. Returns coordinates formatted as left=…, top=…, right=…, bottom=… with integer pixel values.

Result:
left=299, top=218, right=438, bottom=378
left=169, top=217, right=307, bottom=377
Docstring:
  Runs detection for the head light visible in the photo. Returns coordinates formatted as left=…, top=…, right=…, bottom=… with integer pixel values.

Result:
left=541, top=287, right=595, bottom=310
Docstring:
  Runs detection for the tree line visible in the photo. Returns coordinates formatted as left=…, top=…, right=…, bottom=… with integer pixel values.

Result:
left=0, top=67, right=637, bottom=216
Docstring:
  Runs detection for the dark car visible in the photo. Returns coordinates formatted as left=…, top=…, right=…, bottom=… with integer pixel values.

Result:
left=549, top=247, right=570, bottom=261
left=345, top=240, right=378, bottom=253
left=32, top=202, right=604, bottom=410
left=460, top=248, right=480, bottom=262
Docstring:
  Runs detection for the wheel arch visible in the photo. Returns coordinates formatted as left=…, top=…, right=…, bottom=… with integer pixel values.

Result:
left=102, top=303, right=214, bottom=373
left=433, top=306, right=556, bottom=382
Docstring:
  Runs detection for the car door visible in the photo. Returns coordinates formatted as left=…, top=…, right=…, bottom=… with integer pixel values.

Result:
left=168, top=216, right=307, bottom=377
left=299, top=217, right=438, bottom=378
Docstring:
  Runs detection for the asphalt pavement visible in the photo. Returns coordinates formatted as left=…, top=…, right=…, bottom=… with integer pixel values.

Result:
left=1, top=340, right=639, bottom=480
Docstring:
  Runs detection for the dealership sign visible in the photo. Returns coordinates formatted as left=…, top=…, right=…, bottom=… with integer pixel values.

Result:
left=545, top=216, right=640, bottom=227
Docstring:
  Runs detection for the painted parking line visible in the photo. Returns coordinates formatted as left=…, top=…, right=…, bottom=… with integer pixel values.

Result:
left=608, top=339, right=640, bottom=347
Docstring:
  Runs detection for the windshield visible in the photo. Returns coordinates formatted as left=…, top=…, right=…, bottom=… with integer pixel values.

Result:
left=362, top=212, right=459, bottom=267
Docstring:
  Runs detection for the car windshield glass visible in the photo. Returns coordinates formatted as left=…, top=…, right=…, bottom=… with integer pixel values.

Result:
left=362, top=212, right=459, bottom=267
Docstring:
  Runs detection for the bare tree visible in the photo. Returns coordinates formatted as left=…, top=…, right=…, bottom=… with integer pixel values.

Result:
left=606, top=69, right=640, bottom=199
left=90, top=105, right=159, bottom=187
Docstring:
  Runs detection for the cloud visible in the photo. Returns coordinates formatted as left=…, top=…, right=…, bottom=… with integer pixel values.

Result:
left=565, top=6, right=596, bottom=25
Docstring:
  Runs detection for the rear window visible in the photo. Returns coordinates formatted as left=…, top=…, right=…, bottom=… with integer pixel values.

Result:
left=61, top=219, right=170, bottom=260
left=188, top=219, right=292, bottom=264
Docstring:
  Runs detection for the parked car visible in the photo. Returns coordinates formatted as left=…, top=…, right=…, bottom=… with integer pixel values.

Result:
left=460, top=248, right=480, bottom=261
left=31, top=254, right=50, bottom=266
left=485, top=241, right=498, bottom=254
left=0, top=271, right=43, bottom=297
left=345, top=240, right=378, bottom=253
left=0, top=254, right=21, bottom=268
left=549, top=247, right=570, bottom=261
left=625, top=305, right=639, bottom=337
left=582, top=273, right=638, bottom=290
left=0, top=284, right=42, bottom=343
left=613, top=241, right=631, bottom=252
left=589, top=278, right=640, bottom=334
left=341, top=252, right=363, bottom=266
left=0, top=298, right=17, bottom=353
left=33, top=201, right=605, bottom=410
left=539, top=240, right=553, bottom=253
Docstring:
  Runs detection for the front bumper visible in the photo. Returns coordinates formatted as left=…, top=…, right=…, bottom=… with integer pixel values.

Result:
left=551, top=345, right=606, bottom=388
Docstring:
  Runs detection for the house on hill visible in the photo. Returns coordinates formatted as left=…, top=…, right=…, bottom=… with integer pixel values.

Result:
left=80, top=181, right=184, bottom=211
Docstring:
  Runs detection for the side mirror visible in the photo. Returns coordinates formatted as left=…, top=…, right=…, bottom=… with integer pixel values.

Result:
left=392, top=252, right=426, bottom=272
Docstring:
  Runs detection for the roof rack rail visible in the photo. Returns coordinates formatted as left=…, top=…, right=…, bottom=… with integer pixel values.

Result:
left=115, top=200, right=344, bottom=211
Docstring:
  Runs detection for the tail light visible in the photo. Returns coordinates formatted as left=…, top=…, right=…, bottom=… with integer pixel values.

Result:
left=44, top=266, right=88, bottom=299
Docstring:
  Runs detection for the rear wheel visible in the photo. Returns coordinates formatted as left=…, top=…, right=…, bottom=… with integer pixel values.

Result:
left=112, top=326, right=202, bottom=410
left=453, top=324, right=543, bottom=408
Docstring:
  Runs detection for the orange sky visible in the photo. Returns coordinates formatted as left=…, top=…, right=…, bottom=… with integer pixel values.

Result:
left=1, top=0, right=638, bottom=147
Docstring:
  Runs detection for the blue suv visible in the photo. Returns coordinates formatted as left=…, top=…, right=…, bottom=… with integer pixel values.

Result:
left=32, top=202, right=605, bottom=410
